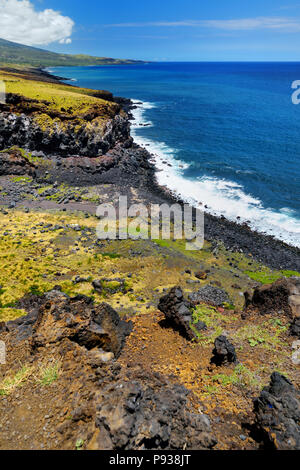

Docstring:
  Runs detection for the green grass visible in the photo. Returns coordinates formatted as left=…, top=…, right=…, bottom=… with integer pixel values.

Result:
left=0, top=70, right=120, bottom=125
left=233, top=321, right=287, bottom=349
left=75, top=439, right=85, bottom=451
left=211, top=364, right=261, bottom=390
left=190, top=304, right=237, bottom=344
left=11, top=176, right=33, bottom=184
left=245, top=269, right=300, bottom=284
left=0, top=307, right=26, bottom=321
left=153, top=237, right=211, bottom=261
left=0, top=365, right=33, bottom=396
left=102, top=253, right=121, bottom=259
left=38, top=361, right=61, bottom=386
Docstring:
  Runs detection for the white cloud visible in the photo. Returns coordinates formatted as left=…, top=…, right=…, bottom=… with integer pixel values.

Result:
left=106, top=17, right=300, bottom=33
left=203, top=17, right=300, bottom=32
left=0, top=0, right=74, bottom=46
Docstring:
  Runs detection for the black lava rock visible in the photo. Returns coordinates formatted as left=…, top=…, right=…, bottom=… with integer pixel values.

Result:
left=211, top=335, right=238, bottom=365
left=95, top=371, right=217, bottom=450
left=253, top=372, right=300, bottom=450
left=158, top=286, right=206, bottom=340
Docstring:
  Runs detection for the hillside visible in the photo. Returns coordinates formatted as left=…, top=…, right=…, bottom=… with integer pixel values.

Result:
left=0, top=38, right=142, bottom=67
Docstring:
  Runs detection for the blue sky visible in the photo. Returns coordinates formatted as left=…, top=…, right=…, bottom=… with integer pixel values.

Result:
left=2, top=0, right=300, bottom=60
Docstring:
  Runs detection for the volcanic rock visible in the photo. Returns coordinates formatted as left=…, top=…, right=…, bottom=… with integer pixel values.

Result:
left=290, top=317, right=300, bottom=338
left=0, top=148, right=36, bottom=176
left=2, top=289, right=132, bottom=357
left=253, top=372, right=300, bottom=450
left=158, top=286, right=205, bottom=340
left=0, top=94, right=130, bottom=158
left=194, top=271, right=207, bottom=280
left=94, top=371, right=217, bottom=450
left=189, top=285, right=230, bottom=307
left=211, top=335, right=238, bottom=365
left=244, top=277, right=300, bottom=318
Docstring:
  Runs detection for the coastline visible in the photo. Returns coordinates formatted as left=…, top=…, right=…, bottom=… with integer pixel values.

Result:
left=130, top=100, right=300, bottom=250
left=125, top=98, right=300, bottom=270
left=1, top=65, right=300, bottom=270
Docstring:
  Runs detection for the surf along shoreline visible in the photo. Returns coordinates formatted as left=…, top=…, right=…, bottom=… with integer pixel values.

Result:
left=4, top=66, right=300, bottom=271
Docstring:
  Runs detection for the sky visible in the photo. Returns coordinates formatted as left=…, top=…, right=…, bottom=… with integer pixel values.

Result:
left=1, top=0, right=300, bottom=61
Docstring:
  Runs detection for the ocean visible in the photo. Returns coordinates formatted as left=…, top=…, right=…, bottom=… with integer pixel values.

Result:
left=50, top=62, right=300, bottom=247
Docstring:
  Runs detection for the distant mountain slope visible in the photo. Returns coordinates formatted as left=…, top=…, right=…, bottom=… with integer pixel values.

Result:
left=0, top=38, right=142, bottom=67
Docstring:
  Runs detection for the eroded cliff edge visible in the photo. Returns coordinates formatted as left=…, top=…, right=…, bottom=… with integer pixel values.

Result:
left=0, top=68, right=132, bottom=157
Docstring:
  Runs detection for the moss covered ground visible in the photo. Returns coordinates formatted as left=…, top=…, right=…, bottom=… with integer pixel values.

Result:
left=0, top=70, right=120, bottom=133
left=0, top=207, right=298, bottom=324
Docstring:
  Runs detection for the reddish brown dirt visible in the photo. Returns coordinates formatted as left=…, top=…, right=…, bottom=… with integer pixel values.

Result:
left=119, top=310, right=259, bottom=450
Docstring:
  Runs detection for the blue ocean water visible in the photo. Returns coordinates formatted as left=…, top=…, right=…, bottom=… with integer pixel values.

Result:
left=51, top=62, right=300, bottom=246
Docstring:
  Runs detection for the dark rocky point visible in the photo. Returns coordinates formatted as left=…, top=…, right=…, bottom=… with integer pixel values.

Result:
left=1, top=289, right=132, bottom=357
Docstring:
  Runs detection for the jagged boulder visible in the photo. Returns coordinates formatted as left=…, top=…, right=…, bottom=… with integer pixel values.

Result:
left=94, top=371, right=217, bottom=450
left=0, top=148, right=36, bottom=176
left=211, top=335, right=238, bottom=366
left=1, top=289, right=132, bottom=357
left=253, top=372, right=300, bottom=450
left=158, top=286, right=206, bottom=340
left=244, top=277, right=300, bottom=318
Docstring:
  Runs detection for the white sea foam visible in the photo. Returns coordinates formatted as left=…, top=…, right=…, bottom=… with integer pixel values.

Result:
left=131, top=100, right=156, bottom=128
left=131, top=100, right=300, bottom=248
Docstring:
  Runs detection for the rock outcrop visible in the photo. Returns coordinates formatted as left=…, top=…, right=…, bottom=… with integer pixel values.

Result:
left=0, top=92, right=131, bottom=158
left=1, top=289, right=132, bottom=357
left=158, top=286, right=206, bottom=340
left=94, top=370, right=217, bottom=450
left=211, top=335, right=238, bottom=366
left=0, top=288, right=217, bottom=451
left=253, top=372, right=300, bottom=450
left=0, top=111, right=130, bottom=158
left=244, top=277, right=300, bottom=318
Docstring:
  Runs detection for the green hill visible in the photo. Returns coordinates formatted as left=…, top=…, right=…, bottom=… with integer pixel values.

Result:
left=0, top=38, right=142, bottom=67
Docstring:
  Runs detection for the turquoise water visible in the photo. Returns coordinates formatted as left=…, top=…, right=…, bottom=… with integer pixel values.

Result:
left=51, top=62, right=300, bottom=246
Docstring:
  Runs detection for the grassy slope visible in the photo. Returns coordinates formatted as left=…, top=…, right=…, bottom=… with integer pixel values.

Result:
left=0, top=69, right=122, bottom=138
left=0, top=38, right=142, bottom=67
left=0, top=69, right=118, bottom=118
